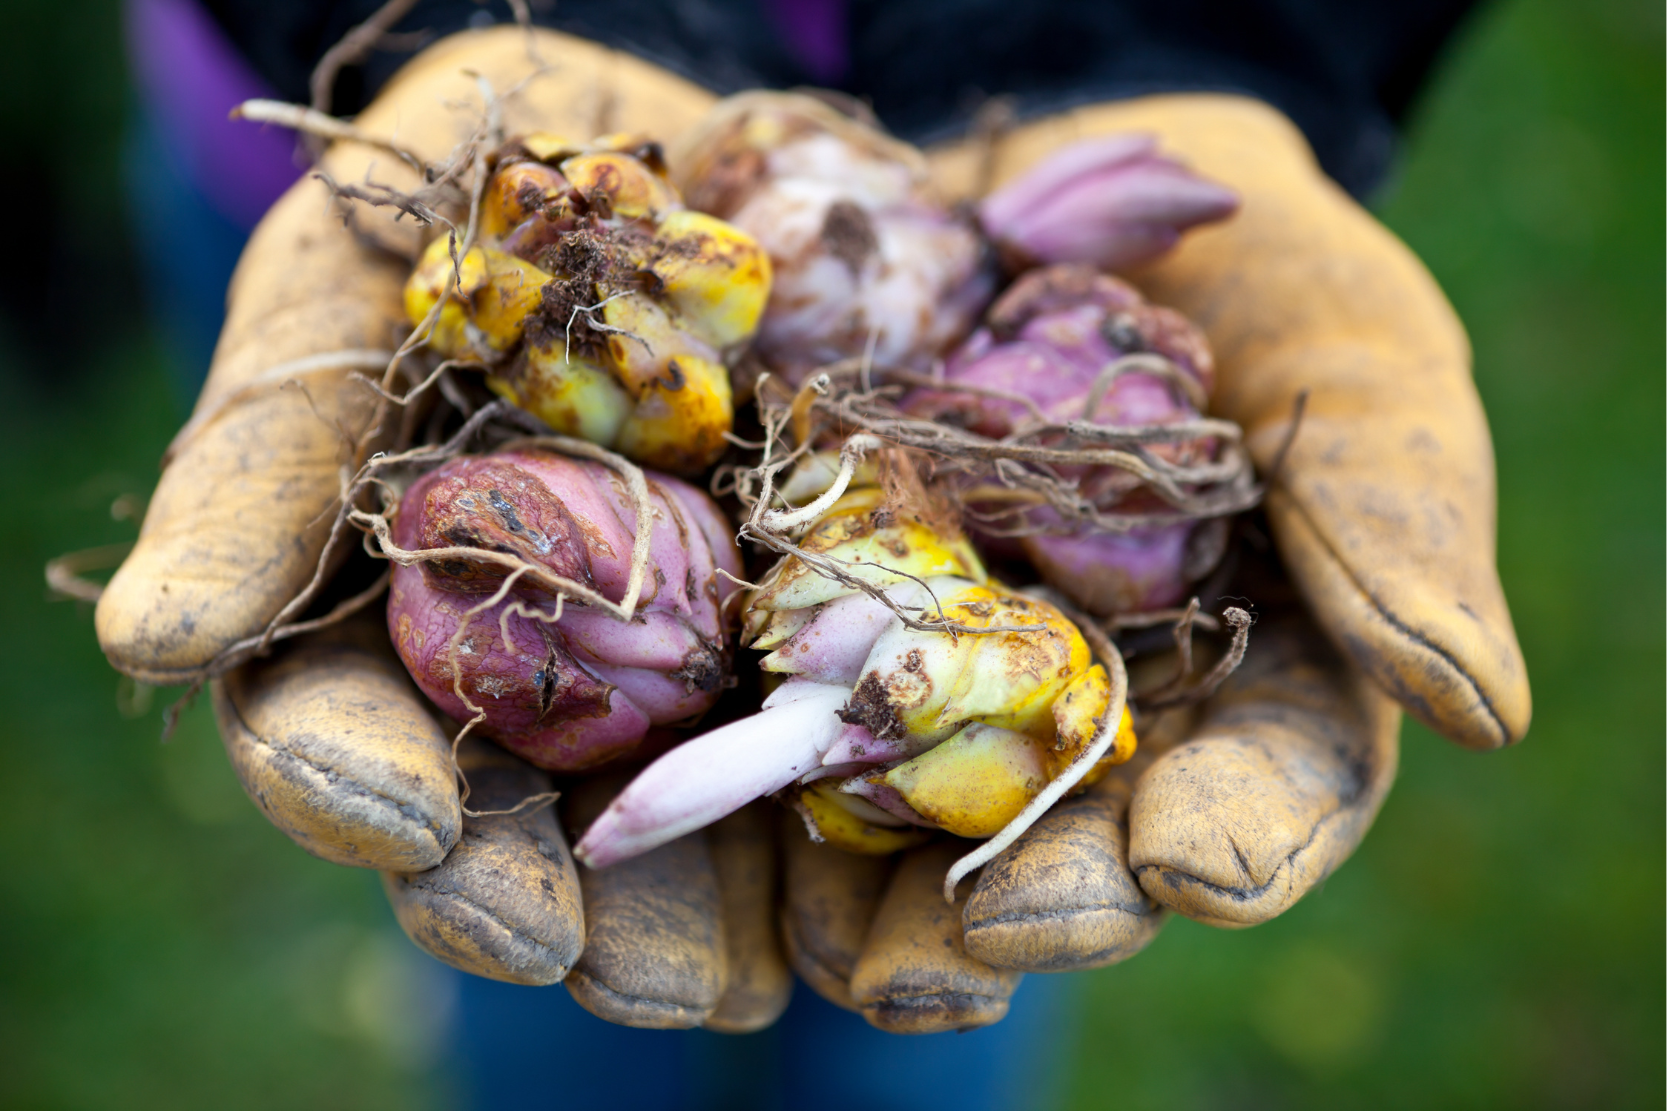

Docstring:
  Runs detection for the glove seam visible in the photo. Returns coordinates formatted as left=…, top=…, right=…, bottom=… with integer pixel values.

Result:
left=566, top=967, right=711, bottom=1021
left=964, top=905, right=1164, bottom=970
left=401, top=878, right=572, bottom=972
left=1133, top=807, right=1333, bottom=906
left=221, top=680, right=455, bottom=849
left=857, top=990, right=1008, bottom=1025
left=863, top=990, right=1004, bottom=1002
left=113, top=660, right=230, bottom=686
left=964, top=901, right=1157, bottom=930
left=1286, top=498, right=1509, bottom=746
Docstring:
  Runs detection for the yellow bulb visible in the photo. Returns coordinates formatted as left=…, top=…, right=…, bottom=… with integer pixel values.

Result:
left=1064, top=704, right=1138, bottom=792
left=1046, top=665, right=1136, bottom=789
left=748, top=487, right=986, bottom=618
left=487, top=341, right=633, bottom=447
left=1050, top=664, right=1112, bottom=757
left=598, top=293, right=701, bottom=393
left=466, top=250, right=551, bottom=354
left=560, top=152, right=681, bottom=221
left=870, top=581, right=1089, bottom=742
left=736, top=475, right=1137, bottom=849
left=480, top=160, right=569, bottom=239
left=879, top=678, right=1133, bottom=837
left=403, top=236, right=468, bottom=355
left=795, top=783, right=930, bottom=855
left=650, top=210, right=772, bottom=350
left=403, top=237, right=550, bottom=359
left=401, top=135, right=776, bottom=472
left=614, top=353, right=734, bottom=474
left=883, top=723, right=1050, bottom=839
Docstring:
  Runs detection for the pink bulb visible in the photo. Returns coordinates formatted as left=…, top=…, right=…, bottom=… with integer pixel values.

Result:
left=387, top=450, right=741, bottom=771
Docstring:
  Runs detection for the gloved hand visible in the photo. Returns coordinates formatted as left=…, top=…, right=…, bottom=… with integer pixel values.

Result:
left=769, top=96, right=1530, bottom=1021
left=96, top=17, right=1529, bottom=1033
left=94, top=26, right=788, bottom=1032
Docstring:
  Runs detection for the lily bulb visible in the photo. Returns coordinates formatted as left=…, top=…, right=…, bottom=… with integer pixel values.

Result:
left=387, top=448, right=742, bottom=771
left=979, top=133, right=1239, bottom=273
left=403, top=133, right=771, bottom=473
left=904, top=264, right=1228, bottom=616
left=575, top=482, right=1134, bottom=869
left=672, top=91, right=995, bottom=385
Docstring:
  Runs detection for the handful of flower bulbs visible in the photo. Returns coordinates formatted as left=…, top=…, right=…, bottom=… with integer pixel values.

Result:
left=82, top=30, right=1528, bottom=1039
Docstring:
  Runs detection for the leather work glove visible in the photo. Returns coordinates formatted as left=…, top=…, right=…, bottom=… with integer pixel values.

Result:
left=95, top=27, right=789, bottom=1032
left=769, top=96, right=1532, bottom=1025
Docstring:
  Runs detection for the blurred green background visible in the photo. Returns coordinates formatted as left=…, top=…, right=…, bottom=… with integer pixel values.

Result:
left=0, top=0, right=1660, bottom=1107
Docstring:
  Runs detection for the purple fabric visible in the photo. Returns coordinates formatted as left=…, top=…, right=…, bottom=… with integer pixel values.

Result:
left=125, top=0, right=301, bottom=230
left=762, top=0, right=849, bottom=83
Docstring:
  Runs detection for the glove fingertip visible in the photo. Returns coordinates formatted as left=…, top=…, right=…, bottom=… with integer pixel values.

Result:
left=214, top=633, right=462, bottom=872
left=963, top=787, right=1165, bottom=972
left=848, top=843, right=1021, bottom=1035
left=385, top=740, right=585, bottom=986
left=565, top=968, right=715, bottom=1029
left=1271, top=493, right=1531, bottom=749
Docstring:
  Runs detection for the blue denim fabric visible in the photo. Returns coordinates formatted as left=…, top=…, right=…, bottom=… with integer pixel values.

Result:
left=452, top=969, right=1078, bottom=1111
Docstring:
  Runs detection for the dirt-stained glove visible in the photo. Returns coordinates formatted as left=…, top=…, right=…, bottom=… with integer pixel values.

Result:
left=933, top=95, right=1529, bottom=748
left=776, top=572, right=1398, bottom=1024
left=95, top=28, right=790, bottom=1031
left=96, top=28, right=719, bottom=682
left=898, top=95, right=1531, bottom=968
left=771, top=98, right=1524, bottom=1018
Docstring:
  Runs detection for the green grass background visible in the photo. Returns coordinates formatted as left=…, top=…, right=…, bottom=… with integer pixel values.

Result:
left=0, top=0, right=1660, bottom=1107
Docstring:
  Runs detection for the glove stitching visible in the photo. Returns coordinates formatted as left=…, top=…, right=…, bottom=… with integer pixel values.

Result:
left=123, top=662, right=225, bottom=687
left=272, top=746, right=449, bottom=843
left=1228, top=837, right=1257, bottom=886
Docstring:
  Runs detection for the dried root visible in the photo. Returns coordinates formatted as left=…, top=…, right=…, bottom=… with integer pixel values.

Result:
left=724, top=379, right=1043, bottom=639
left=805, top=360, right=1268, bottom=536
left=152, top=73, right=538, bottom=687
left=1131, top=599, right=1254, bottom=710
left=44, top=543, right=134, bottom=604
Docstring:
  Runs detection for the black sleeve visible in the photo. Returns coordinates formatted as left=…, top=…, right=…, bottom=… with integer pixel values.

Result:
left=200, top=0, right=1479, bottom=197
left=846, top=0, right=1481, bottom=197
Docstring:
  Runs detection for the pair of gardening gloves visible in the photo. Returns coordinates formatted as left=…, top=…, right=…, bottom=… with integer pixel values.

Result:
left=95, top=28, right=1529, bottom=1034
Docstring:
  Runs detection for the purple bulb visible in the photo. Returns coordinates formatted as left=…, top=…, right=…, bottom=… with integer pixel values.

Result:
left=388, top=450, right=741, bottom=771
